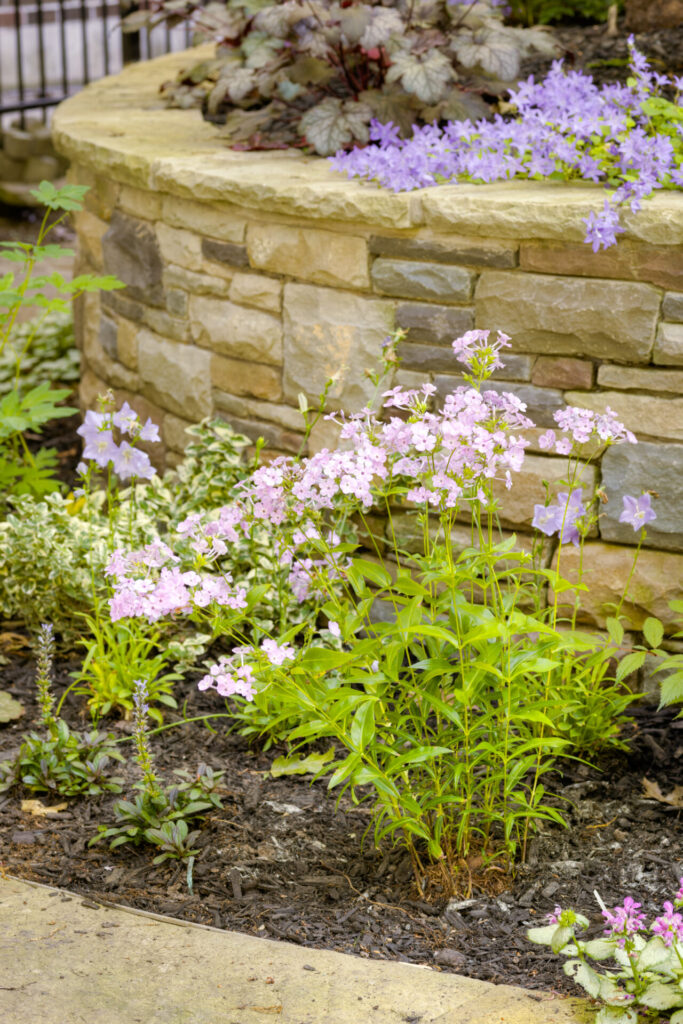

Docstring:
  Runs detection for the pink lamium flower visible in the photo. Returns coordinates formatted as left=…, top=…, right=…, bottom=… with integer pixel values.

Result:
left=652, top=901, right=683, bottom=947
left=602, top=897, right=647, bottom=947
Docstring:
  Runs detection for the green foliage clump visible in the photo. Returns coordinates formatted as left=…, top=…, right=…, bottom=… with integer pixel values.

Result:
left=145, top=0, right=558, bottom=154
left=0, top=310, right=79, bottom=398
left=508, top=0, right=622, bottom=26
left=0, top=624, right=124, bottom=797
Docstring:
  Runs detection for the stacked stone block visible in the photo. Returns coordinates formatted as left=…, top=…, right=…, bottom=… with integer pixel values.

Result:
left=0, top=120, right=68, bottom=204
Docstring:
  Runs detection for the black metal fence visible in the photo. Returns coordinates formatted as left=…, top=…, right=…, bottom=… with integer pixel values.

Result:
left=0, top=0, right=194, bottom=126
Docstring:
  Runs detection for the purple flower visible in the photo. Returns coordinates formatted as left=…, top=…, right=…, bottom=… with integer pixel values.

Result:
left=651, top=901, right=683, bottom=947
left=619, top=493, right=656, bottom=531
left=532, top=490, right=586, bottom=546
left=602, top=897, right=647, bottom=947
left=261, top=638, right=296, bottom=666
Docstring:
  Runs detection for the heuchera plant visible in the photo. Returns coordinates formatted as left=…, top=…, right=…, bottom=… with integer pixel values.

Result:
left=332, top=39, right=683, bottom=250
left=528, top=885, right=683, bottom=1023
left=147, top=0, right=557, bottom=154
left=104, top=330, right=654, bottom=892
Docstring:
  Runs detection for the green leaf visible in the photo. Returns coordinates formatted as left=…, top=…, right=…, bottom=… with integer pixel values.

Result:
left=30, top=181, right=88, bottom=211
left=299, top=646, right=352, bottom=675
left=551, top=925, right=573, bottom=953
left=643, top=616, right=664, bottom=650
left=527, top=924, right=557, bottom=945
left=616, top=650, right=646, bottom=682
left=595, top=1008, right=637, bottom=1024
left=636, top=935, right=672, bottom=970
left=639, top=981, right=683, bottom=1010
left=0, top=691, right=25, bottom=722
left=270, top=748, right=334, bottom=778
left=659, top=671, right=683, bottom=708
left=563, top=959, right=601, bottom=998
left=583, top=938, right=617, bottom=960
left=349, top=700, right=375, bottom=753
left=348, top=558, right=393, bottom=590
left=605, top=617, right=624, bottom=646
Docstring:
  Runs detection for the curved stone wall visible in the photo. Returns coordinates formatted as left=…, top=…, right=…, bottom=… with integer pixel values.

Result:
left=53, top=48, right=683, bottom=631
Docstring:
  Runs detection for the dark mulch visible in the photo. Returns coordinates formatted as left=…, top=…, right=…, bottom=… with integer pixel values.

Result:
left=1, top=649, right=682, bottom=997
left=520, top=20, right=683, bottom=87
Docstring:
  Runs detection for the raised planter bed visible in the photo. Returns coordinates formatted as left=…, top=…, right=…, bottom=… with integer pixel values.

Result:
left=52, top=47, right=683, bottom=631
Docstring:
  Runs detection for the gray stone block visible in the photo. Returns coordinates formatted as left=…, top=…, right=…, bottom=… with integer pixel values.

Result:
left=371, top=258, right=474, bottom=303
left=202, top=238, right=249, bottom=268
left=396, top=302, right=474, bottom=345
left=368, top=235, right=517, bottom=269
left=600, top=441, right=683, bottom=552
left=102, top=212, right=164, bottom=307
left=662, top=292, right=683, bottom=323
left=476, top=271, right=659, bottom=364
left=99, top=316, right=118, bottom=360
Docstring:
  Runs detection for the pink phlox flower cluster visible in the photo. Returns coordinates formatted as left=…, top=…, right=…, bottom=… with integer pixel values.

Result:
left=651, top=901, right=683, bottom=948
left=176, top=505, right=246, bottom=557
left=331, top=42, right=682, bottom=251
left=452, top=329, right=511, bottom=373
left=77, top=402, right=159, bottom=480
left=107, top=539, right=247, bottom=623
left=542, top=406, right=637, bottom=455
left=532, top=489, right=587, bottom=546
left=261, top=638, right=296, bottom=666
left=676, top=878, right=683, bottom=902
left=197, top=655, right=255, bottom=701
left=602, top=897, right=647, bottom=947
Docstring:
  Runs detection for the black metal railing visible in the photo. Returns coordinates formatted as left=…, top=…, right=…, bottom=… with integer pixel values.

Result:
left=0, top=0, right=195, bottom=126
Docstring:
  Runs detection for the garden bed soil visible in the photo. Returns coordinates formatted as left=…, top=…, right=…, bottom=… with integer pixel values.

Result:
left=1, top=651, right=681, bottom=999
left=520, top=20, right=683, bottom=85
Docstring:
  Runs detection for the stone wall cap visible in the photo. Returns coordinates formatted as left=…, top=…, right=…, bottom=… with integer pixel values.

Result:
left=53, top=46, right=683, bottom=241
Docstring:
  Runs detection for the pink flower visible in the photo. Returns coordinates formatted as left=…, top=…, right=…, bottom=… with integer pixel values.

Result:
left=652, top=901, right=683, bottom=947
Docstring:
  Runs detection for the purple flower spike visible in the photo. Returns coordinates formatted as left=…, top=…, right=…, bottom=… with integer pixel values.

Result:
left=619, top=493, right=656, bottom=531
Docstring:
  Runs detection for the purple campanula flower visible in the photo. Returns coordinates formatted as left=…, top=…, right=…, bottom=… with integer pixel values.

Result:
left=619, top=493, right=656, bottom=531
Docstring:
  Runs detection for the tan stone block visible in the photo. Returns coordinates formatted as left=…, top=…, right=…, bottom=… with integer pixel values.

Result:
left=163, top=263, right=231, bottom=298
left=565, top=390, right=683, bottom=442
left=161, top=195, right=247, bottom=243
left=137, top=329, right=212, bottom=419
left=201, top=257, right=235, bottom=283
left=395, top=369, right=431, bottom=390
left=116, top=319, right=139, bottom=370
left=476, top=272, right=659, bottom=364
left=189, top=295, right=282, bottom=366
left=162, top=412, right=194, bottom=453
left=82, top=175, right=118, bottom=221
left=212, top=391, right=249, bottom=420
left=492, top=454, right=597, bottom=531
left=73, top=209, right=108, bottom=271
left=119, top=184, right=162, bottom=221
left=520, top=239, right=683, bottom=292
left=82, top=312, right=140, bottom=392
left=165, top=450, right=184, bottom=470
left=78, top=367, right=108, bottom=413
left=283, top=284, right=395, bottom=412
left=235, top=397, right=303, bottom=432
left=156, top=222, right=203, bottom=272
left=596, top=365, right=683, bottom=393
left=229, top=272, right=282, bottom=314
left=654, top=322, right=683, bottom=366
left=422, top=181, right=683, bottom=246
left=211, top=354, right=282, bottom=402
left=142, top=307, right=190, bottom=343
left=248, top=224, right=369, bottom=289
left=552, top=542, right=683, bottom=629
left=531, top=356, right=593, bottom=390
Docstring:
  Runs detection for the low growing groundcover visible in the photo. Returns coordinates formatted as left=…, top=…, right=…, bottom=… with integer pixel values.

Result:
left=0, top=645, right=681, bottom=997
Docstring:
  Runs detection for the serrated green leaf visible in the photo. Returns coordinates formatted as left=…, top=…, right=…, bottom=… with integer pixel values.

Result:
left=616, top=650, right=646, bottom=682
left=271, top=748, right=334, bottom=777
left=643, top=616, right=664, bottom=650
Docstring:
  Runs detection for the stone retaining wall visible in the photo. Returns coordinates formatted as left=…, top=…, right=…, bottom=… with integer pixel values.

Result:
left=53, top=47, right=683, bottom=631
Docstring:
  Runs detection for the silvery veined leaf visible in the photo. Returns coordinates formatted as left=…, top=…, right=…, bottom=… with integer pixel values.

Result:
left=511, top=25, right=560, bottom=58
left=452, top=28, right=519, bottom=82
left=300, top=98, right=372, bottom=156
left=386, top=50, right=454, bottom=105
left=340, top=6, right=371, bottom=46
left=360, top=7, right=404, bottom=50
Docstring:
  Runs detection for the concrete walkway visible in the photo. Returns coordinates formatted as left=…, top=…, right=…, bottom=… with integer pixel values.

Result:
left=0, top=876, right=591, bottom=1024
